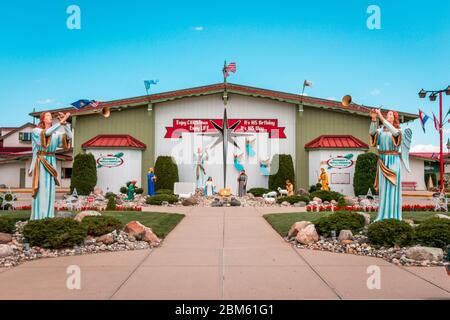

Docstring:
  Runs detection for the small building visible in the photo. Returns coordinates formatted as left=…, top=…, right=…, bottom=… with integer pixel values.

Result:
left=0, top=122, right=73, bottom=188
left=31, top=83, right=418, bottom=195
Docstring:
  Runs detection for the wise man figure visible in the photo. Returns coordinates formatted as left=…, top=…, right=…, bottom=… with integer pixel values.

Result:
left=30, top=112, right=72, bottom=220
left=147, top=167, right=157, bottom=196
left=237, top=170, right=248, bottom=197
left=286, top=179, right=294, bottom=196
left=318, top=168, right=329, bottom=191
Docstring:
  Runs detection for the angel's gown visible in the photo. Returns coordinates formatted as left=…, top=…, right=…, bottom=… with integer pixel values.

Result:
left=370, top=121, right=402, bottom=221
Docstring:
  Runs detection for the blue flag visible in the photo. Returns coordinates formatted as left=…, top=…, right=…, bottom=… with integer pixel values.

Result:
left=71, top=99, right=98, bottom=109
left=144, top=80, right=159, bottom=91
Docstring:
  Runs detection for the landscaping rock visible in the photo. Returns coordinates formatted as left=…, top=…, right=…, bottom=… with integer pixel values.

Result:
left=182, top=197, right=198, bottom=206
left=0, top=233, right=12, bottom=244
left=341, top=239, right=354, bottom=245
left=344, top=196, right=355, bottom=206
left=56, top=211, right=75, bottom=219
left=405, top=246, right=444, bottom=262
left=0, top=244, right=13, bottom=258
left=264, top=197, right=276, bottom=205
left=312, top=197, right=322, bottom=204
left=211, top=198, right=223, bottom=207
left=403, top=219, right=414, bottom=226
left=281, top=201, right=290, bottom=206
left=294, top=201, right=306, bottom=207
left=74, top=210, right=102, bottom=222
left=296, top=188, right=309, bottom=197
left=357, top=212, right=371, bottom=225
left=143, top=229, right=161, bottom=246
left=124, top=221, right=147, bottom=239
left=96, top=233, right=114, bottom=245
left=435, top=214, right=450, bottom=220
left=295, top=224, right=319, bottom=245
left=338, top=230, right=353, bottom=242
left=230, top=198, right=241, bottom=207
left=287, top=221, right=312, bottom=238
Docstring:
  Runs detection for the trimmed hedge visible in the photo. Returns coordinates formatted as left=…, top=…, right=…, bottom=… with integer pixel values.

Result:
left=268, top=154, right=295, bottom=191
left=247, top=188, right=270, bottom=197
left=414, top=217, right=450, bottom=248
left=156, top=189, right=175, bottom=195
left=106, top=197, right=117, bottom=210
left=146, top=194, right=179, bottom=205
left=120, top=186, right=128, bottom=194
left=310, top=190, right=344, bottom=202
left=276, top=195, right=310, bottom=204
left=154, top=156, right=179, bottom=192
left=23, top=218, right=87, bottom=249
left=70, top=153, right=98, bottom=196
left=308, top=183, right=322, bottom=194
left=0, top=217, right=15, bottom=233
left=81, top=216, right=123, bottom=237
left=353, top=152, right=378, bottom=196
left=367, top=219, right=414, bottom=247
left=105, top=192, right=117, bottom=200
left=315, top=212, right=366, bottom=237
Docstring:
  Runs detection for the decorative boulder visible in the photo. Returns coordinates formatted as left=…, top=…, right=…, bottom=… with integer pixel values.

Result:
left=295, top=224, right=319, bottom=245
left=405, top=246, right=444, bottom=262
left=435, top=214, right=450, bottom=220
left=294, top=201, right=306, bottom=207
left=124, top=221, right=161, bottom=246
left=97, top=233, right=114, bottom=245
left=281, top=201, right=290, bottom=206
left=403, top=219, right=414, bottom=226
left=56, top=211, right=75, bottom=219
left=182, top=197, right=198, bottom=206
left=356, top=212, right=371, bottom=225
left=338, top=230, right=353, bottom=242
left=288, top=221, right=312, bottom=238
left=74, top=210, right=102, bottom=222
left=312, top=197, right=322, bottom=204
left=211, top=199, right=223, bottom=207
left=230, top=198, right=241, bottom=207
left=0, top=232, right=12, bottom=244
left=0, top=244, right=13, bottom=258
left=264, top=197, right=276, bottom=205
left=296, top=188, right=310, bottom=197
left=330, top=200, right=337, bottom=205
left=344, top=196, right=355, bottom=206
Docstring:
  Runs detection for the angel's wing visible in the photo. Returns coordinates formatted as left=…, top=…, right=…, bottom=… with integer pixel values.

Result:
left=401, top=128, right=412, bottom=173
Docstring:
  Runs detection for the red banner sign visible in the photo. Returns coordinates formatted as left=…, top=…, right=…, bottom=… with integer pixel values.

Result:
left=165, top=119, right=286, bottom=139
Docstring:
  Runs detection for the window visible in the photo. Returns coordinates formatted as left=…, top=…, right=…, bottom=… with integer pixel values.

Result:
left=61, top=168, right=72, bottom=179
left=19, top=132, right=32, bottom=142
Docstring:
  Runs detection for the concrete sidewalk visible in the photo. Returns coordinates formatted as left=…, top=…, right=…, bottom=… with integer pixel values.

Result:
left=0, top=207, right=448, bottom=300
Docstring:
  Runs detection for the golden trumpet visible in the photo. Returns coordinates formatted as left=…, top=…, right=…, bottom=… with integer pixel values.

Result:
left=101, top=106, right=110, bottom=118
left=341, top=95, right=352, bottom=107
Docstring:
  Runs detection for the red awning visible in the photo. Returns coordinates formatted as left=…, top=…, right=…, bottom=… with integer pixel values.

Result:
left=82, top=134, right=146, bottom=150
left=305, top=135, right=369, bottom=150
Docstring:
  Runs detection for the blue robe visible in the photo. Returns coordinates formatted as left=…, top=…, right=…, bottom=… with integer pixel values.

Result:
left=147, top=173, right=156, bottom=196
left=30, top=123, right=72, bottom=220
left=370, top=121, right=402, bottom=221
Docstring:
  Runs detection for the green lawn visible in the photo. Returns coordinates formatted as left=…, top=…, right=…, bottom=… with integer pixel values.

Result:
left=0, top=210, right=185, bottom=239
left=264, top=211, right=450, bottom=237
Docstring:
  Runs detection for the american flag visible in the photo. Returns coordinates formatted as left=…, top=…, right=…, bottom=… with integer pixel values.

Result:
left=90, top=100, right=100, bottom=108
left=223, top=62, right=237, bottom=78
left=433, top=112, right=440, bottom=132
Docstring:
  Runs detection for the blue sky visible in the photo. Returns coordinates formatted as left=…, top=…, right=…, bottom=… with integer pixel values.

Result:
left=0, top=0, right=449, bottom=150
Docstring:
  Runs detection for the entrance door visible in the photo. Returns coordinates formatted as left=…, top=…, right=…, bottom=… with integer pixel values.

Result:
left=19, top=168, right=26, bottom=188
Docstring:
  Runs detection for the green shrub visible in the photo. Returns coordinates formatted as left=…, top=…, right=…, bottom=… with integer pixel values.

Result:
left=315, top=212, right=366, bottom=237
left=146, top=194, right=179, bottom=205
left=156, top=189, right=174, bottom=195
left=135, top=188, right=144, bottom=194
left=247, top=188, right=270, bottom=197
left=277, top=195, right=310, bottom=204
left=105, top=192, right=116, bottom=200
left=308, top=183, right=322, bottom=193
left=81, top=216, right=123, bottom=237
left=106, top=197, right=117, bottom=211
left=337, top=197, right=346, bottom=206
left=120, top=186, right=128, bottom=194
left=310, top=190, right=344, bottom=202
left=353, top=152, right=378, bottom=196
left=268, top=154, right=295, bottom=191
left=367, top=219, right=414, bottom=247
left=23, top=218, right=87, bottom=249
left=0, top=217, right=15, bottom=233
left=414, top=217, right=450, bottom=248
left=154, top=156, right=179, bottom=192
left=70, top=153, right=98, bottom=195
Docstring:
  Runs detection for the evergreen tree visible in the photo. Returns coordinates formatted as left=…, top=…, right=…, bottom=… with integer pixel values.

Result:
left=154, top=156, right=179, bottom=191
left=268, top=154, right=295, bottom=191
left=70, top=152, right=98, bottom=195
left=353, top=152, right=378, bottom=196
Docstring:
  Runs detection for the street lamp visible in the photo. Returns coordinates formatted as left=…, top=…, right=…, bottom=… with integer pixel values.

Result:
left=418, top=85, right=450, bottom=192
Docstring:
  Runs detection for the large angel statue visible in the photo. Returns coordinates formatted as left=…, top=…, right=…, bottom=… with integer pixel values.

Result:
left=193, top=147, right=209, bottom=189
left=369, top=108, right=412, bottom=221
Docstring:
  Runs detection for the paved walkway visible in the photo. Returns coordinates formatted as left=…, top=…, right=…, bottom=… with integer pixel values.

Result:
left=0, top=207, right=449, bottom=300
